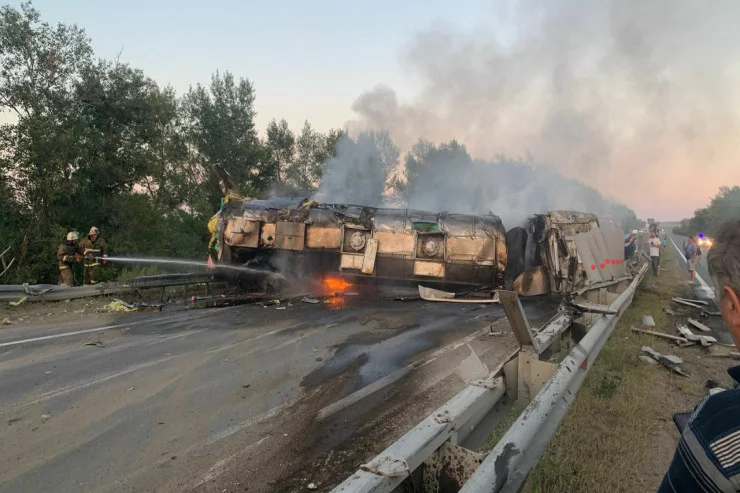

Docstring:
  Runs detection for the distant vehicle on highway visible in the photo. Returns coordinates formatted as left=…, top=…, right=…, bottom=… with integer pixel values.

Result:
left=696, top=233, right=713, bottom=248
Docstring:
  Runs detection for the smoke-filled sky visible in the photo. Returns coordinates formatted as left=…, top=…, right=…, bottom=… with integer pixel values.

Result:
left=14, top=0, right=740, bottom=220
left=348, top=0, right=740, bottom=221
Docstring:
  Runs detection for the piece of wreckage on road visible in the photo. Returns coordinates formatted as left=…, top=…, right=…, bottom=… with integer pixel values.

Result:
left=208, top=165, right=623, bottom=298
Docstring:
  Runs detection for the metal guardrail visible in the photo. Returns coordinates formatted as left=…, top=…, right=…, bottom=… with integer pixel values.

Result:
left=0, top=273, right=218, bottom=303
left=461, top=261, right=649, bottom=492
left=333, top=261, right=649, bottom=493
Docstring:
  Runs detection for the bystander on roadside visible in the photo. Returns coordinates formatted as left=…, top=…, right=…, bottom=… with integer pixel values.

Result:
left=649, top=232, right=662, bottom=276
left=685, top=236, right=698, bottom=284
left=659, top=220, right=740, bottom=491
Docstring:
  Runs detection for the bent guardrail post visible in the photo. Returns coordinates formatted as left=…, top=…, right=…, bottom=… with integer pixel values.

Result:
left=458, top=262, right=649, bottom=493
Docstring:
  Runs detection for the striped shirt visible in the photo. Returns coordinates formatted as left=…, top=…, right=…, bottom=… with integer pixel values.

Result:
left=659, top=366, right=740, bottom=492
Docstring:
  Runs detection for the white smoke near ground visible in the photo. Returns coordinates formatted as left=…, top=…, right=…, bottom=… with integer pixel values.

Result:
left=340, top=0, right=740, bottom=221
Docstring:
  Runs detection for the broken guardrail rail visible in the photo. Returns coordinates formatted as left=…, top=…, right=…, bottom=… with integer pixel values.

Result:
left=332, top=261, right=649, bottom=493
left=0, top=273, right=218, bottom=303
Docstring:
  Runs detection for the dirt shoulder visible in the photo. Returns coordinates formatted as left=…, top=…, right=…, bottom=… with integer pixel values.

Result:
left=514, top=246, right=733, bottom=492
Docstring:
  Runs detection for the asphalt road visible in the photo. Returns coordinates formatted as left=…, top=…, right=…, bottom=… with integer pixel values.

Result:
left=0, top=289, right=557, bottom=492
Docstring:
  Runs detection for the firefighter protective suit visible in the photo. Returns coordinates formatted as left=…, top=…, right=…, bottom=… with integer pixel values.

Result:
left=79, top=227, right=108, bottom=285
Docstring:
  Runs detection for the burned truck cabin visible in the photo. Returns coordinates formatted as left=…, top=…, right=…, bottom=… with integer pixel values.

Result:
left=214, top=197, right=508, bottom=288
left=210, top=166, right=607, bottom=296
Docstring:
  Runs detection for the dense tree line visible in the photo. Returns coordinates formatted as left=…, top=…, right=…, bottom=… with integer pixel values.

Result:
left=0, top=3, right=345, bottom=283
left=674, top=186, right=740, bottom=237
left=0, top=3, right=642, bottom=285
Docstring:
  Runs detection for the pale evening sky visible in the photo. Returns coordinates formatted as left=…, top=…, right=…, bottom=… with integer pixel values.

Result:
left=8, top=0, right=740, bottom=221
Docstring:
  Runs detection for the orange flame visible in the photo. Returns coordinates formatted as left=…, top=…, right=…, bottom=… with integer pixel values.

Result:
left=322, top=277, right=353, bottom=296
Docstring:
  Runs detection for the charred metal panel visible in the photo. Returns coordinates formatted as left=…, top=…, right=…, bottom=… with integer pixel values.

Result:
left=361, top=238, right=378, bottom=274
left=416, top=233, right=446, bottom=260
left=374, top=231, right=415, bottom=256
left=446, top=237, right=496, bottom=264
left=224, top=218, right=260, bottom=248
left=342, top=226, right=370, bottom=254
left=260, top=223, right=276, bottom=247
left=340, top=253, right=363, bottom=270
left=373, top=209, right=408, bottom=233
left=602, top=229, right=627, bottom=278
left=414, top=260, right=446, bottom=278
left=306, top=226, right=342, bottom=249
left=275, top=222, right=305, bottom=251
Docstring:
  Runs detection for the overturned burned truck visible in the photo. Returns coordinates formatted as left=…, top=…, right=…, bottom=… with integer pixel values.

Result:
left=208, top=166, right=614, bottom=296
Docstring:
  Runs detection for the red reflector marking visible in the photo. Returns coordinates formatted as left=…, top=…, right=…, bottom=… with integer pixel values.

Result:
left=580, top=359, right=588, bottom=369
left=600, top=263, right=605, bottom=269
left=591, top=265, right=596, bottom=271
left=605, top=259, right=610, bottom=265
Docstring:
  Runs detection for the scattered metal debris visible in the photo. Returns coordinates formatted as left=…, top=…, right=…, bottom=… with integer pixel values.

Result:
left=687, top=318, right=712, bottom=333
left=8, top=296, right=27, bottom=307
left=675, top=297, right=708, bottom=306
left=672, top=297, right=704, bottom=309
left=103, top=300, right=137, bottom=313
left=84, top=341, right=106, bottom=348
left=677, top=325, right=717, bottom=346
left=639, top=355, right=659, bottom=365
left=1, top=318, right=10, bottom=325
left=701, top=309, right=722, bottom=317
left=300, top=297, right=320, bottom=304
left=642, top=315, right=656, bottom=327
left=664, top=308, right=677, bottom=316
left=641, top=346, right=690, bottom=377
left=418, top=285, right=499, bottom=304
left=631, top=327, right=688, bottom=343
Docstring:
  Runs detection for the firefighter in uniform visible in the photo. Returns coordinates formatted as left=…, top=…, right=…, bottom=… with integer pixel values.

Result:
left=80, top=226, right=108, bottom=285
left=58, top=232, right=80, bottom=287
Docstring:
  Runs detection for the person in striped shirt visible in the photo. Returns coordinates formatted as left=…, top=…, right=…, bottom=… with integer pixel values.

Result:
left=660, top=220, right=740, bottom=492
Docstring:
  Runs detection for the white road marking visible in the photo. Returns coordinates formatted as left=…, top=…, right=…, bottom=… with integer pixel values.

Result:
left=0, top=323, right=131, bottom=348
left=12, top=354, right=180, bottom=410
left=668, top=236, right=715, bottom=300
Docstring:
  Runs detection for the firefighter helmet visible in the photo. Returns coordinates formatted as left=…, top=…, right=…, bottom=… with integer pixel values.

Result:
left=88, top=226, right=100, bottom=236
left=66, top=231, right=79, bottom=241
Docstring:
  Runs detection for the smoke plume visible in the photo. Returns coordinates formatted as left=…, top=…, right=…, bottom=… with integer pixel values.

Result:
left=345, top=0, right=740, bottom=220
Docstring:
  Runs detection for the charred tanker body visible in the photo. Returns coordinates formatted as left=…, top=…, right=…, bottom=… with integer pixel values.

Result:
left=208, top=166, right=603, bottom=295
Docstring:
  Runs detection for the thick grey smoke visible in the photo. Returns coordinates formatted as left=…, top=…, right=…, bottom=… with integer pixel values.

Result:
left=315, top=130, right=399, bottom=206
left=345, top=0, right=740, bottom=220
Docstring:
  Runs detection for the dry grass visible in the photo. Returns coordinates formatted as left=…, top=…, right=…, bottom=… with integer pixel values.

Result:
left=482, top=248, right=694, bottom=492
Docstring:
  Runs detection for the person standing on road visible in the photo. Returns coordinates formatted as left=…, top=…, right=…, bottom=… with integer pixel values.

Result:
left=624, top=233, right=637, bottom=259
left=649, top=231, right=662, bottom=276
left=79, top=226, right=108, bottom=285
left=57, top=232, right=80, bottom=287
left=659, top=220, right=740, bottom=492
left=685, top=236, right=698, bottom=284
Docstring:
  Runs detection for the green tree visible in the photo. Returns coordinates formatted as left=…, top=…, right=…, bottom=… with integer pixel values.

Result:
left=264, top=118, right=295, bottom=186
left=0, top=2, right=93, bottom=281
left=182, top=71, right=270, bottom=205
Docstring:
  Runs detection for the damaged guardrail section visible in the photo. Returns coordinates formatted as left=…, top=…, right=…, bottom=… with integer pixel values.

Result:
left=333, top=261, right=649, bottom=493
